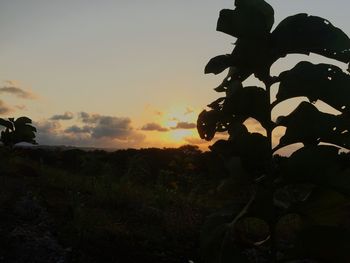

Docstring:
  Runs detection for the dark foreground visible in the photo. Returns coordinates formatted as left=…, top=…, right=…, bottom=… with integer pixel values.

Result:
left=0, top=145, right=233, bottom=263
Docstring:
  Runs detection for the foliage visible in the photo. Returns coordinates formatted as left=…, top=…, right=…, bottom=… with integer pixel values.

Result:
left=0, top=146, right=225, bottom=263
left=198, top=0, right=350, bottom=262
left=0, top=117, right=37, bottom=147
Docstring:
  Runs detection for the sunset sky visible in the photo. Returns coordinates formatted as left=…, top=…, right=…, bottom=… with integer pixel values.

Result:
left=1, top=0, right=349, bottom=151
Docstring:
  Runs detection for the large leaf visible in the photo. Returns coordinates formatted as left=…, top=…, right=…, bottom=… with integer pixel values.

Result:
left=290, top=187, right=350, bottom=227
left=205, top=55, right=234, bottom=75
left=276, top=61, right=350, bottom=113
left=210, top=133, right=270, bottom=162
left=14, top=126, right=37, bottom=143
left=205, top=39, right=270, bottom=82
left=274, top=184, right=314, bottom=210
left=227, top=120, right=249, bottom=140
left=274, top=213, right=305, bottom=251
left=271, top=14, right=350, bottom=63
left=217, top=0, right=274, bottom=38
left=14, top=116, right=32, bottom=126
left=210, top=132, right=270, bottom=174
left=0, top=118, right=14, bottom=130
left=224, top=86, right=270, bottom=129
left=282, top=145, right=350, bottom=195
left=0, top=117, right=37, bottom=146
left=276, top=102, right=350, bottom=148
left=197, top=110, right=230, bottom=141
left=213, top=68, right=243, bottom=92
left=200, top=208, right=250, bottom=263
left=208, top=13, right=350, bottom=82
left=235, top=217, right=270, bottom=246
left=198, top=85, right=270, bottom=141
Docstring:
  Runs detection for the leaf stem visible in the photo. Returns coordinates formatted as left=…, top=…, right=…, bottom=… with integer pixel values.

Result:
left=265, top=78, right=277, bottom=263
left=228, top=188, right=257, bottom=228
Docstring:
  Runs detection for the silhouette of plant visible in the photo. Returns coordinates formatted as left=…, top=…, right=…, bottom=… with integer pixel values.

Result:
left=0, top=117, right=37, bottom=147
left=198, top=0, right=350, bottom=262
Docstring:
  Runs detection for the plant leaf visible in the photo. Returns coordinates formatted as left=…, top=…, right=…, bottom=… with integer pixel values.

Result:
left=0, top=117, right=37, bottom=146
left=271, top=14, right=350, bottom=63
left=276, top=61, right=350, bottom=113
left=224, top=86, right=270, bottom=129
left=200, top=208, right=249, bottom=263
left=207, top=97, right=226, bottom=111
left=213, top=67, right=243, bottom=92
left=205, top=55, right=233, bottom=75
left=210, top=132, right=270, bottom=174
left=14, top=116, right=32, bottom=126
left=0, top=118, right=14, bottom=130
left=291, top=187, right=350, bottom=227
left=235, top=217, right=270, bottom=246
left=274, top=213, right=305, bottom=250
left=217, top=0, right=274, bottom=38
left=197, top=110, right=229, bottom=141
left=206, top=38, right=271, bottom=83
left=276, top=102, right=350, bottom=148
left=281, top=145, right=350, bottom=196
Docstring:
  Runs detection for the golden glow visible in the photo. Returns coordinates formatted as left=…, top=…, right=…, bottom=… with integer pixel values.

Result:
left=168, top=129, right=196, bottom=142
left=161, top=105, right=196, bottom=128
left=148, top=104, right=199, bottom=145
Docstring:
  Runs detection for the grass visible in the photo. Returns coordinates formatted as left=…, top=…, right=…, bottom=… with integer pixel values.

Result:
left=0, top=147, right=223, bottom=262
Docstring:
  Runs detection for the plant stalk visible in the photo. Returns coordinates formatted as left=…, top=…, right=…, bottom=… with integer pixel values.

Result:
left=265, top=79, right=277, bottom=263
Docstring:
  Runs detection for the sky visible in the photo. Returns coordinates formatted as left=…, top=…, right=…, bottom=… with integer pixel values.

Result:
left=0, top=0, right=349, bottom=151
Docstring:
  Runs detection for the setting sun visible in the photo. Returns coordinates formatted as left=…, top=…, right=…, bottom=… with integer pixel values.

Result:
left=154, top=105, right=198, bottom=144
left=161, top=106, right=196, bottom=127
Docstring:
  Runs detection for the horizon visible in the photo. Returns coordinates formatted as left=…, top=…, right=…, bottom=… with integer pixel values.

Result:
left=1, top=0, right=349, bottom=153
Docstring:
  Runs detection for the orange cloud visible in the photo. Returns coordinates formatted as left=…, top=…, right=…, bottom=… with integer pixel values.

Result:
left=141, top=122, right=169, bottom=132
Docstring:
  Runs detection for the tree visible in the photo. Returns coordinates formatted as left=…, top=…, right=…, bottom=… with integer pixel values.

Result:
left=0, top=117, right=37, bottom=147
left=198, top=0, right=350, bottom=262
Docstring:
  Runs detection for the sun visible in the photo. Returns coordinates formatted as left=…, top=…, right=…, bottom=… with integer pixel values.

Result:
left=168, top=129, right=196, bottom=142
left=158, top=105, right=199, bottom=145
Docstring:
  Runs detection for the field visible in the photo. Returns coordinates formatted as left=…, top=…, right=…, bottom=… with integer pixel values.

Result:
left=0, top=145, right=239, bottom=263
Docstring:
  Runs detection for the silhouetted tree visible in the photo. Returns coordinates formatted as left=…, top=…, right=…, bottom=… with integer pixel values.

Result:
left=0, top=117, right=37, bottom=147
left=198, top=0, right=350, bottom=262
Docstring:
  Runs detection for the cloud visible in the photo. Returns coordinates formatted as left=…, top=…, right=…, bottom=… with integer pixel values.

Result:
left=144, top=104, right=163, bottom=116
left=35, top=120, right=91, bottom=146
left=34, top=112, right=145, bottom=148
left=15, top=105, right=27, bottom=111
left=50, top=112, right=74, bottom=120
left=64, top=125, right=92, bottom=134
left=78, top=112, right=139, bottom=139
left=0, top=100, right=13, bottom=115
left=184, top=107, right=194, bottom=115
left=0, top=82, right=36, bottom=99
left=79, top=112, right=101, bottom=124
left=91, top=116, right=133, bottom=139
left=171, top=122, right=196, bottom=129
left=35, top=120, right=61, bottom=134
left=141, top=122, right=169, bottom=132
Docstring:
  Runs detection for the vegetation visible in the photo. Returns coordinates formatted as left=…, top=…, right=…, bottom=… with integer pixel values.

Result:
left=0, top=117, right=37, bottom=147
left=198, top=0, right=350, bottom=262
left=0, top=145, right=239, bottom=262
